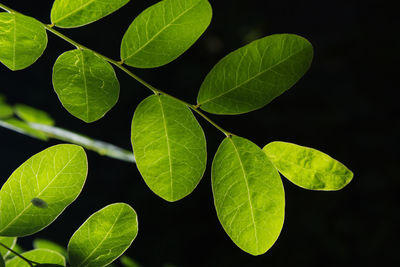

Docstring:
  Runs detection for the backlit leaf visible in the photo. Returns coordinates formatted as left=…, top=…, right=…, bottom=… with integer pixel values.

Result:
left=0, top=236, right=16, bottom=259
left=197, top=34, right=313, bottom=114
left=5, top=249, right=65, bottom=267
left=51, top=0, right=130, bottom=28
left=0, top=144, right=88, bottom=237
left=52, top=49, right=120, bottom=123
left=212, top=136, right=285, bottom=255
left=14, top=104, right=55, bottom=126
left=0, top=13, right=47, bottom=71
left=68, top=203, right=138, bottom=267
left=120, top=256, right=141, bottom=267
left=121, top=0, right=212, bottom=68
left=263, top=141, right=353, bottom=190
left=33, top=239, right=67, bottom=258
left=131, top=95, right=207, bottom=202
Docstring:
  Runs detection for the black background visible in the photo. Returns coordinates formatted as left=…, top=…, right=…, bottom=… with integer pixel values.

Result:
left=0, top=0, right=398, bottom=266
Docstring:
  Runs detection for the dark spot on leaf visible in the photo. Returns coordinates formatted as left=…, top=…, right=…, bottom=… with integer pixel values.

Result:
left=31, top=198, right=48, bottom=208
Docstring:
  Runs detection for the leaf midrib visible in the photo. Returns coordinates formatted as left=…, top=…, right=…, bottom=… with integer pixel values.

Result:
left=123, top=0, right=201, bottom=61
left=79, top=50, right=90, bottom=121
left=199, top=46, right=309, bottom=106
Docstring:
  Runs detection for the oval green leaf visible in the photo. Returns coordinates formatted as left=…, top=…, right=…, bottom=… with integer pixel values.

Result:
left=0, top=13, right=47, bottom=71
left=52, top=49, right=120, bottom=123
left=68, top=203, right=138, bottom=267
left=14, top=104, right=55, bottom=126
left=197, top=34, right=313, bottom=114
left=0, top=144, right=88, bottom=237
left=263, top=141, right=353, bottom=190
left=33, top=239, right=67, bottom=258
left=5, top=249, right=65, bottom=267
left=121, top=0, right=212, bottom=68
left=131, top=95, right=207, bottom=202
left=51, top=0, right=130, bottom=28
left=212, top=136, right=285, bottom=255
left=0, top=236, right=17, bottom=259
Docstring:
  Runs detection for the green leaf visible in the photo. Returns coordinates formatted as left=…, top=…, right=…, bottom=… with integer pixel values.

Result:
left=121, top=0, right=212, bottom=68
left=0, top=144, right=88, bottom=237
left=120, top=256, right=141, bottom=267
left=0, top=94, right=6, bottom=103
left=263, top=141, right=353, bottom=190
left=68, top=203, right=138, bottom=267
left=52, top=49, right=120, bottom=123
left=0, top=118, right=48, bottom=140
left=33, top=239, right=67, bottom=258
left=197, top=34, right=313, bottom=114
left=212, top=136, right=285, bottom=255
left=5, top=249, right=65, bottom=267
left=14, top=104, right=55, bottom=126
left=0, top=13, right=47, bottom=71
left=51, top=0, right=130, bottom=28
left=0, top=103, right=13, bottom=119
left=131, top=95, right=207, bottom=201
left=0, top=236, right=17, bottom=259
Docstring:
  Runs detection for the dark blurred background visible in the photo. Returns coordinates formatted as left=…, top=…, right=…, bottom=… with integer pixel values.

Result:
left=0, top=0, right=398, bottom=266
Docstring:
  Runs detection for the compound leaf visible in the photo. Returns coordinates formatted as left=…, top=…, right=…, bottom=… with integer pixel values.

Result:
left=33, top=239, right=67, bottom=258
left=52, top=49, right=120, bottom=123
left=263, top=141, right=353, bottom=190
left=0, top=236, right=16, bottom=259
left=197, top=34, right=313, bottom=114
left=5, top=249, right=65, bottom=267
left=131, top=95, right=207, bottom=202
left=121, top=0, right=212, bottom=68
left=0, top=144, right=88, bottom=237
left=51, top=0, right=130, bottom=28
left=14, top=104, right=55, bottom=126
left=68, top=203, right=138, bottom=267
left=0, top=13, right=47, bottom=71
left=212, top=136, right=285, bottom=255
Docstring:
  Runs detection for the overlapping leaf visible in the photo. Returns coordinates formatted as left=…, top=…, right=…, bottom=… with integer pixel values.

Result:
left=197, top=34, right=313, bottom=114
left=33, top=239, right=67, bottom=258
left=68, top=203, right=138, bottom=267
left=131, top=95, right=207, bottom=202
left=121, top=0, right=212, bottom=68
left=5, top=249, right=65, bottom=267
left=52, top=49, right=120, bottom=123
left=263, top=141, right=353, bottom=190
left=0, top=13, right=47, bottom=71
left=51, top=0, right=130, bottom=28
left=0, top=236, right=17, bottom=259
left=0, top=118, right=48, bottom=140
left=0, top=144, right=88, bottom=237
left=212, top=136, right=285, bottom=255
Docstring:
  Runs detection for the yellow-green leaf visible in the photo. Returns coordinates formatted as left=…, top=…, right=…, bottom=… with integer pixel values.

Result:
left=14, top=104, right=55, bottom=126
left=5, top=249, right=65, bottom=267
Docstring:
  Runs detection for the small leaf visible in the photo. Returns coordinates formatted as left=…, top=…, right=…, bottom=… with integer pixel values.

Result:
left=0, top=103, right=13, bottom=119
left=120, top=256, right=141, bottom=267
left=14, top=104, right=55, bottom=126
left=0, top=144, right=88, bottom=237
left=5, top=249, right=65, bottom=267
left=0, top=236, right=17, bottom=259
left=197, top=34, right=313, bottom=114
left=212, top=136, right=285, bottom=255
left=0, top=118, right=48, bottom=140
left=0, top=13, right=47, bottom=71
left=131, top=95, right=207, bottom=201
left=263, top=141, right=353, bottom=190
left=68, top=203, right=138, bottom=267
left=121, top=0, right=212, bottom=68
left=51, top=0, right=130, bottom=28
left=52, top=49, right=120, bottom=123
left=33, top=239, right=67, bottom=258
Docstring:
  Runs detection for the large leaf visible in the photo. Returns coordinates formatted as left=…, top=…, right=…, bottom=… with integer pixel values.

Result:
left=52, top=49, right=120, bottom=123
left=0, top=13, right=47, bottom=71
left=131, top=95, right=207, bottom=202
left=263, top=141, right=353, bottom=190
left=197, top=34, right=313, bottom=114
left=212, top=136, right=285, bottom=255
left=121, top=0, right=212, bottom=68
left=5, top=249, right=65, bottom=267
left=0, top=236, right=17, bottom=259
left=33, top=239, right=67, bottom=258
left=68, top=203, right=138, bottom=267
left=0, top=144, right=88, bottom=237
left=14, top=104, right=55, bottom=126
left=51, top=0, right=130, bottom=28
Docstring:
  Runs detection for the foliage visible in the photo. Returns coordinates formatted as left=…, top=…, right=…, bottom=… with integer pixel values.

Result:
left=0, top=0, right=353, bottom=265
